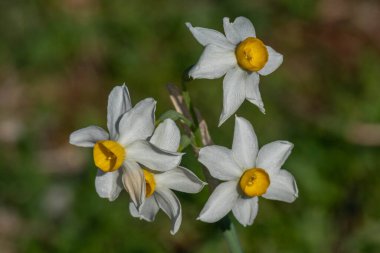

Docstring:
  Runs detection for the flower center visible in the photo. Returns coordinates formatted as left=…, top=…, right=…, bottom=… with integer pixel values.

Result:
left=239, top=168, right=270, bottom=197
left=93, top=140, right=125, bottom=172
left=235, top=37, right=268, bottom=72
left=143, top=169, right=156, bottom=197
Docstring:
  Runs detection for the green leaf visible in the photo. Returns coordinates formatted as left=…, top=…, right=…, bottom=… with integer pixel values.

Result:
left=157, top=110, right=192, bottom=127
left=182, top=91, right=191, bottom=109
left=178, top=135, right=191, bottom=152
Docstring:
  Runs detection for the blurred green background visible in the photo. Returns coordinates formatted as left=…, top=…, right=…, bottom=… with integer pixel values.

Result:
left=1, top=0, right=380, bottom=252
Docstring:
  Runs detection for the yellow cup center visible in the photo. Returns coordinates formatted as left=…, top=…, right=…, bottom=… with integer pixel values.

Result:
left=93, top=140, right=125, bottom=172
left=143, top=169, right=156, bottom=197
left=239, top=168, right=270, bottom=197
left=235, top=37, right=268, bottom=72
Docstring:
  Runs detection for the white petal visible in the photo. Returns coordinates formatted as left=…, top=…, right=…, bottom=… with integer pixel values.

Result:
left=198, top=146, right=242, bottom=181
left=232, top=116, right=258, bottom=169
left=155, top=166, right=206, bottom=193
left=189, top=44, right=236, bottom=79
left=122, top=161, right=145, bottom=208
left=117, top=98, right=156, bottom=146
left=129, top=201, right=140, bottom=218
left=107, top=84, right=132, bottom=139
left=150, top=119, right=180, bottom=152
left=219, top=67, right=246, bottom=126
left=245, top=72, right=265, bottom=113
left=258, top=46, right=283, bottom=76
left=232, top=196, right=258, bottom=226
left=129, top=197, right=160, bottom=222
left=232, top=16, right=256, bottom=39
left=185, top=22, right=234, bottom=49
left=95, top=169, right=123, bottom=201
left=256, top=141, right=294, bottom=175
left=198, top=181, right=239, bottom=223
left=224, top=17, right=256, bottom=44
left=69, top=126, right=109, bottom=147
left=223, top=17, right=242, bottom=45
left=155, top=187, right=182, bottom=235
left=127, top=140, right=182, bottom=171
left=263, top=169, right=298, bottom=203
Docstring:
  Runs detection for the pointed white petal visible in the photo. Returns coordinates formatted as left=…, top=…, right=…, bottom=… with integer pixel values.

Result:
left=232, top=16, right=256, bottom=39
left=155, top=187, right=182, bottom=235
left=219, top=67, right=246, bottom=126
left=127, top=140, right=182, bottom=171
left=263, top=169, right=298, bottom=203
left=129, top=197, right=160, bottom=222
left=185, top=22, right=234, bottom=49
left=189, top=44, right=236, bottom=80
left=232, top=116, right=258, bottom=169
left=118, top=98, right=156, bottom=146
left=129, top=201, right=140, bottom=218
left=223, top=17, right=242, bottom=44
left=245, top=72, right=265, bottom=113
left=198, top=181, right=239, bottom=223
left=122, top=161, right=145, bottom=208
left=232, top=196, right=259, bottom=226
left=199, top=146, right=242, bottom=181
left=150, top=119, right=180, bottom=152
left=258, top=46, right=283, bottom=76
left=69, top=126, right=109, bottom=147
left=256, top=141, right=294, bottom=175
left=107, top=84, right=132, bottom=139
left=155, top=166, right=206, bottom=193
left=95, top=169, right=123, bottom=201
left=224, top=17, right=256, bottom=44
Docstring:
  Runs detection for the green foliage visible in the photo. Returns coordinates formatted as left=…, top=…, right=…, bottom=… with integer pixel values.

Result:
left=157, top=110, right=193, bottom=127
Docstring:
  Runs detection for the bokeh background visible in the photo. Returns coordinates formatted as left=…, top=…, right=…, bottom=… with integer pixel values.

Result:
left=1, top=0, right=380, bottom=252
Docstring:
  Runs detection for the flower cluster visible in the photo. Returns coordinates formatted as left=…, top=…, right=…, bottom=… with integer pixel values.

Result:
left=70, top=16, right=298, bottom=235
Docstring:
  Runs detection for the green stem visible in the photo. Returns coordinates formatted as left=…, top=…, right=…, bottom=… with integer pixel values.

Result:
left=219, top=216, right=244, bottom=253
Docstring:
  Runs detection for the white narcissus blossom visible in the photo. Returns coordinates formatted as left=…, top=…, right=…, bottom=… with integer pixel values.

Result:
left=198, top=116, right=298, bottom=226
left=69, top=85, right=182, bottom=207
left=129, top=119, right=206, bottom=235
left=186, top=17, right=283, bottom=126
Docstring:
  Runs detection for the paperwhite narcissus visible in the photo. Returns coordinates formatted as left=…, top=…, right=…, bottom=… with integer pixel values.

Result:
left=197, top=116, right=298, bottom=226
left=186, top=17, right=283, bottom=126
left=69, top=85, right=182, bottom=208
left=129, top=119, right=206, bottom=235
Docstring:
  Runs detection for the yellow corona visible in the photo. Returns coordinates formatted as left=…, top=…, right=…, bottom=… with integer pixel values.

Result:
left=143, top=169, right=156, bottom=197
left=239, top=168, right=270, bottom=197
left=235, top=37, right=268, bottom=72
left=93, top=140, right=125, bottom=172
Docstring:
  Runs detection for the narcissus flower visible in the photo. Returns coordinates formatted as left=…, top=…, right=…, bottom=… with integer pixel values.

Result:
left=69, top=85, right=182, bottom=206
left=186, top=17, right=283, bottom=126
left=198, top=116, right=298, bottom=226
left=129, top=119, right=205, bottom=234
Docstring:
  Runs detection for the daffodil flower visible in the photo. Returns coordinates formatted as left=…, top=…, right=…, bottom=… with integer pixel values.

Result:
left=186, top=17, right=283, bottom=126
left=197, top=116, right=298, bottom=226
left=129, top=119, right=206, bottom=234
left=69, top=85, right=182, bottom=207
